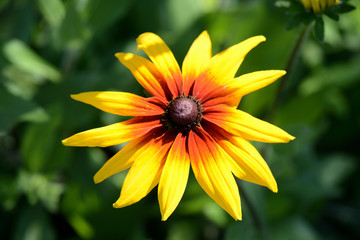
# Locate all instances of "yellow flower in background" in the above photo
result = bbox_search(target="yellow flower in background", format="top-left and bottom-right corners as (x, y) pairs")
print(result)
(301, 0), (339, 13)
(62, 31), (295, 221)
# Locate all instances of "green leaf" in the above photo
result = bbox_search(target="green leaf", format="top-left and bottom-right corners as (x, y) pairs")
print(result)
(324, 89), (349, 118)
(17, 170), (64, 212)
(167, 0), (211, 36)
(21, 104), (63, 172)
(203, 201), (229, 226)
(325, 11), (339, 21)
(68, 214), (94, 239)
(275, 1), (291, 8)
(271, 217), (320, 240)
(0, 174), (19, 211)
(314, 17), (324, 42)
(320, 154), (356, 190)
(0, 0), (9, 12)
(274, 93), (325, 126)
(81, 0), (133, 34)
(299, 55), (360, 95)
(35, 0), (65, 27)
(225, 220), (258, 240)
(56, 3), (90, 48)
(0, 89), (48, 134)
(336, 3), (356, 13)
(3, 65), (44, 100)
(13, 205), (56, 240)
(2, 40), (61, 83)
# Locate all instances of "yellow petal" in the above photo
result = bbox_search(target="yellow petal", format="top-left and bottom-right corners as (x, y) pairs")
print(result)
(301, 0), (311, 9)
(188, 130), (242, 220)
(220, 70), (285, 107)
(220, 137), (278, 192)
(230, 70), (286, 96)
(137, 32), (182, 97)
(202, 122), (278, 192)
(207, 35), (265, 84)
(193, 36), (266, 100)
(319, 0), (326, 9)
(204, 108), (295, 143)
(182, 31), (212, 95)
(158, 133), (190, 221)
(311, 0), (321, 12)
(94, 131), (159, 184)
(113, 133), (174, 208)
(200, 70), (285, 108)
(115, 53), (167, 100)
(62, 118), (161, 147)
(71, 91), (164, 116)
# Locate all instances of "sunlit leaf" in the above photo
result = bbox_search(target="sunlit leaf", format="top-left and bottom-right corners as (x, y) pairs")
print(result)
(36, 0), (65, 27)
(3, 65), (44, 99)
(68, 213), (94, 239)
(17, 170), (64, 212)
(2, 40), (61, 82)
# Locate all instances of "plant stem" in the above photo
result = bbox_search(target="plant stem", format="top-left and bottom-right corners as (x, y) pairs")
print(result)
(267, 24), (311, 121)
(237, 180), (270, 240)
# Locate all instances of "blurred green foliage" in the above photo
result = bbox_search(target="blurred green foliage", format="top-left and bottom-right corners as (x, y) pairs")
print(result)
(1, 0), (360, 239)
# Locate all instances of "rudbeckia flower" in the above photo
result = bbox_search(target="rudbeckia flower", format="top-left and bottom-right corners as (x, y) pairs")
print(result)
(62, 31), (295, 221)
(301, 0), (339, 13)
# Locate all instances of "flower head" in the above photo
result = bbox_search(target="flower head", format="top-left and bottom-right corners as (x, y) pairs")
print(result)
(62, 31), (295, 221)
(301, 0), (339, 13)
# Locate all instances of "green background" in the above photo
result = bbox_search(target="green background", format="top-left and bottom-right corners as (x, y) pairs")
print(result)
(1, 0), (359, 239)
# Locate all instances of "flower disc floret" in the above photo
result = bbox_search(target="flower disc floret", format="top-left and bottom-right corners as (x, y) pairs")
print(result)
(165, 95), (202, 133)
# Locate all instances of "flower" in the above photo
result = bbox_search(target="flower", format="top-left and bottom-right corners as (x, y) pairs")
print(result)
(301, 0), (339, 13)
(62, 31), (295, 221)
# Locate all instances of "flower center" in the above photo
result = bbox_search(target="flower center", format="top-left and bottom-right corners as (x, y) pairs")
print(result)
(165, 95), (202, 132)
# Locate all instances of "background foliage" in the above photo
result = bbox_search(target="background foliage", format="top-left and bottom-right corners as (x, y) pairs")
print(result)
(1, 0), (359, 239)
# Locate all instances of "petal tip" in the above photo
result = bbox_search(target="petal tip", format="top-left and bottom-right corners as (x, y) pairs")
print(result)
(273, 70), (286, 78)
(234, 212), (242, 221)
(161, 214), (169, 221)
(61, 138), (71, 146)
(112, 202), (121, 208)
(113, 196), (133, 208)
(258, 35), (266, 42)
(200, 30), (210, 37)
(113, 200), (125, 208)
(286, 135), (296, 142)
(136, 32), (156, 50)
(248, 35), (266, 44)
(115, 52), (132, 62)
(93, 174), (102, 184)
(270, 183), (278, 193)
(281, 132), (296, 143)
(70, 94), (78, 99)
(160, 207), (174, 221)
(70, 94), (81, 101)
